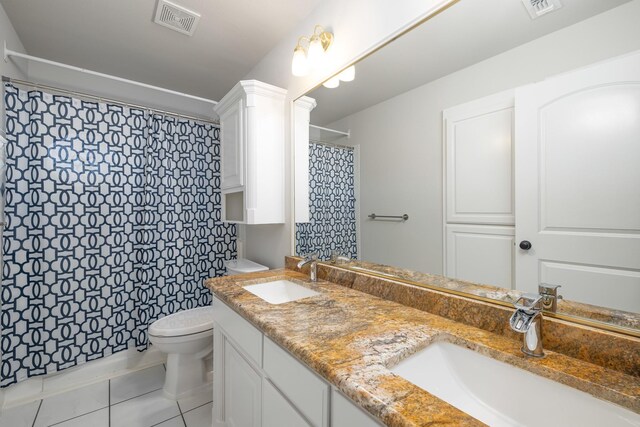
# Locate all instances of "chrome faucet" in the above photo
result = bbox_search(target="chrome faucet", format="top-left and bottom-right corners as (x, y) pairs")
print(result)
(509, 293), (545, 357)
(539, 284), (562, 313)
(330, 250), (351, 265)
(297, 253), (319, 282)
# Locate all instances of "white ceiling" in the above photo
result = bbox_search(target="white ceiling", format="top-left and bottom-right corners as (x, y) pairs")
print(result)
(308, 0), (631, 126)
(0, 0), (321, 100)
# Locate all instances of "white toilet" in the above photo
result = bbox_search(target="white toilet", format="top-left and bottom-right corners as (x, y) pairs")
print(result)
(149, 306), (216, 400)
(225, 258), (269, 275)
(149, 259), (268, 400)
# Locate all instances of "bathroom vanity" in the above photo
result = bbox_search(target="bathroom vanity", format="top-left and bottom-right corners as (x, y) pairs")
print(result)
(210, 291), (382, 427)
(205, 264), (640, 426)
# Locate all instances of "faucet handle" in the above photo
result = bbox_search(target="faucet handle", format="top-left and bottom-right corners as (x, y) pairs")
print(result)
(330, 250), (351, 264)
(513, 293), (543, 313)
(301, 252), (319, 261)
(538, 283), (563, 312)
(510, 293), (543, 334)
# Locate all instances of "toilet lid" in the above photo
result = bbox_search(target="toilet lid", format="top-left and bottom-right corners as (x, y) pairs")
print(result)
(149, 306), (215, 337)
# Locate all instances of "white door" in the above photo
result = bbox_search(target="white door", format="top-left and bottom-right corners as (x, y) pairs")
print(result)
(515, 51), (640, 313)
(443, 91), (515, 287)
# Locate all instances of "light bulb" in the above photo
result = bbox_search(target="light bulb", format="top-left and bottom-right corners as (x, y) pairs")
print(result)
(323, 76), (340, 89)
(291, 46), (309, 77)
(338, 65), (355, 82)
(307, 35), (324, 69)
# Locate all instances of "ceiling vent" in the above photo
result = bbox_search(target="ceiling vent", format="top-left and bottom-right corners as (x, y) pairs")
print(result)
(154, 0), (201, 36)
(521, 0), (563, 19)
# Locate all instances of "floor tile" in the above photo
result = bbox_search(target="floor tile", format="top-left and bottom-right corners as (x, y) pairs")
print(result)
(0, 400), (41, 427)
(183, 402), (213, 427)
(153, 415), (186, 426)
(177, 384), (213, 412)
(110, 364), (166, 404)
(34, 381), (109, 427)
(111, 389), (180, 427)
(51, 408), (109, 427)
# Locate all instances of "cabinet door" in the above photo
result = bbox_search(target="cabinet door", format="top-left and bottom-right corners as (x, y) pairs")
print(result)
(263, 338), (329, 427)
(220, 99), (244, 190)
(214, 329), (261, 427)
(331, 388), (382, 427)
(263, 380), (311, 427)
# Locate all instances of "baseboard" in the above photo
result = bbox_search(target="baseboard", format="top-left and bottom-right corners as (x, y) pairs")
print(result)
(0, 346), (167, 409)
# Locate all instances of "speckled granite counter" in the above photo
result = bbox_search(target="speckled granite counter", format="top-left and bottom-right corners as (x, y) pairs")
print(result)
(205, 269), (640, 426)
(341, 259), (640, 330)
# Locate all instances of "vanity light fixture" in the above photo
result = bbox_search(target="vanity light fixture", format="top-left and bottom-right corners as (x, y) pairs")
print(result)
(323, 76), (340, 89)
(291, 25), (334, 77)
(337, 65), (355, 82)
(322, 65), (356, 89)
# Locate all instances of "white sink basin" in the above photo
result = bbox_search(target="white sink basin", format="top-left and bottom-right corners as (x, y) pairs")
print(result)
(391, 341), (640, 427)
(243, 280), (320, 305)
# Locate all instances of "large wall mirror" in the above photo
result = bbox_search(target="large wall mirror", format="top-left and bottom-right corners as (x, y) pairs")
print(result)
(293, 0), (640, 335)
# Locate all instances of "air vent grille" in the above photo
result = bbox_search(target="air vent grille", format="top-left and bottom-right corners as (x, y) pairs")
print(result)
(522, 0), (563, 19)
(154, 0), (201, 36)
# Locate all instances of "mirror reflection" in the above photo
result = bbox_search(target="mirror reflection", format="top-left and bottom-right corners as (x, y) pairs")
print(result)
(294, 0), (640, 331)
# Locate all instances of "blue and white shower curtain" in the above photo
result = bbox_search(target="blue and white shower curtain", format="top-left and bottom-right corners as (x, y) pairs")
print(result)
(296, 142), (357, 260)
(0, 84), (236, 387)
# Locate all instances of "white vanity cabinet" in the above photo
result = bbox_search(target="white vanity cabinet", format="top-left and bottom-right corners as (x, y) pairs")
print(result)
(332, 388), (383, 427)
(214, 80), (287, 224)
(212, 296), (382, 427)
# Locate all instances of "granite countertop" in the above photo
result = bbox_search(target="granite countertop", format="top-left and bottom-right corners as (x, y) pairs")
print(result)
(344, 260), (640, 330)
(205, 269), (640, 426)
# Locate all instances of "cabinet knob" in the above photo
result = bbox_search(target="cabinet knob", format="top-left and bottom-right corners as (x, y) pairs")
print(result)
(519, 240), (532, 250)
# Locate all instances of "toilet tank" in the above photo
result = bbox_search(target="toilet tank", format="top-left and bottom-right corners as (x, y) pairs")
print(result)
(224, 258), (269, 276)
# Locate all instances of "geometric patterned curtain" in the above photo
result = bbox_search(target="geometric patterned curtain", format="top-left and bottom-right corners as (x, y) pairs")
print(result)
(133, 114), (236, 349)
(0, 84), (236, 387)
(295, 142), (357, 261)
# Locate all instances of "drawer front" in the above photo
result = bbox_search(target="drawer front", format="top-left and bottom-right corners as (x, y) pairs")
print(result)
(263, 337), (329, 427)
(263, 379), (311, 427)
(212, 296), (263, 367)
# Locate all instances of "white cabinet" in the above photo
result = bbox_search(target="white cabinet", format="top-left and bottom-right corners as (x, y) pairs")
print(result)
(332, 388), (383, 427)
(212, 296), (379, 427)
(263, 337), (329, 427)
(219, 99), (244, 190)
(220, 335), (262, 427)
(263, 380), (311, 427)
(214, 80), (287, 224)
(293, 96), (317, 223)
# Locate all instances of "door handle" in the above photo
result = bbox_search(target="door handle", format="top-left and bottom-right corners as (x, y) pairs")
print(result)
(519, 240), (532, 250)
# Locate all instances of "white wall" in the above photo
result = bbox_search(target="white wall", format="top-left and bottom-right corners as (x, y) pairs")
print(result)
(0, 2), (28, 131)
(241, 0), (457, 268)
(328, 0), (640, 274)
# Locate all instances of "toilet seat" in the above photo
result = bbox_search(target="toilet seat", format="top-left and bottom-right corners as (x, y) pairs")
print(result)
(149, 306), (215, 338)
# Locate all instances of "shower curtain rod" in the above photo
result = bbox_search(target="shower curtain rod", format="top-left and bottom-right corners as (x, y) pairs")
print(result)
(309, 124), (350, 138)
(310, 139), (355, 150)
(3, 76), (219, 126)
(3, 42), (218, 106)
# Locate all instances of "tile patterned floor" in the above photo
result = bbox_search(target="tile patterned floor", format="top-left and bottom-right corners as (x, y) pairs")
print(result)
(0, 365), (212, 427)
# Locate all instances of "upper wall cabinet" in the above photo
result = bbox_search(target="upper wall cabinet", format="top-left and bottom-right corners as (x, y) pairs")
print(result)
(214, 80), (287, 224)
